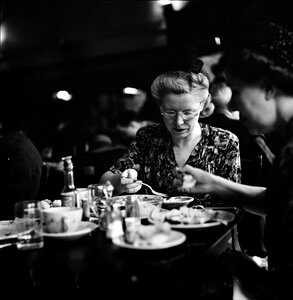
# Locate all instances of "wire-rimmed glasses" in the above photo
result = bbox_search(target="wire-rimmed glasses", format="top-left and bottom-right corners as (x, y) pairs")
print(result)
(161, 109), (199, 121)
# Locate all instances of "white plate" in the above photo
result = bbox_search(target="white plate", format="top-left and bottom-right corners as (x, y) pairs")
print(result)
(148, 217), (221, 230)
(148, 208), (235, 230)
(0, 220), (19, 240)
(41, 221), (98, 241)
(112, 230), (186, 250)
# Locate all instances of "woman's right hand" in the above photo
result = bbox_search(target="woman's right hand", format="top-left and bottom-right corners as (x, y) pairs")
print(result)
(117, 169), (142, 195)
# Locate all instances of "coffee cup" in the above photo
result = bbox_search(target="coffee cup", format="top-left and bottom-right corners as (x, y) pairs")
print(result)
(42, 207), (82, 233)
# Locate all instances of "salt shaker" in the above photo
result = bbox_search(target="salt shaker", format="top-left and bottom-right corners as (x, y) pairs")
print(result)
(106, 205), (124, 239)
(124, 195), (141, 244)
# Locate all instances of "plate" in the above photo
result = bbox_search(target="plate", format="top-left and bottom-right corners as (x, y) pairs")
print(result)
(148, 208), (235, 230)
(41, 221), (98, 241)
(0, 220), (19, 240)
(148, 217), (221, 230)
(112, 230), (186, 250)
(162, 196), (194, 209)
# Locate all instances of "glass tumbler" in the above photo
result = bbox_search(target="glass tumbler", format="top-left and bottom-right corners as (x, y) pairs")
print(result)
(14, 200), (44, 250)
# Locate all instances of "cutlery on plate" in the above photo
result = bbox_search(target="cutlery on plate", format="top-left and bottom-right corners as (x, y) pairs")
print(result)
(136, 181), (168, 198)
(0, 242), (16, 249)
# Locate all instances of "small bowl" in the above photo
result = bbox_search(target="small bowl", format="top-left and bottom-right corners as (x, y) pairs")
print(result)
(137, 196), (163, 219)
(162, 196), (194, 209)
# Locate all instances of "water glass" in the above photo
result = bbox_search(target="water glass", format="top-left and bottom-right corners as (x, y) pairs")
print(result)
(88, 184), (105, 216)
(14, 200), (44, 250)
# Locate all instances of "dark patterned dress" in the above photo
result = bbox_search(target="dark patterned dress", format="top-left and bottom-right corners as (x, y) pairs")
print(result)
(109, 123), (241, 206)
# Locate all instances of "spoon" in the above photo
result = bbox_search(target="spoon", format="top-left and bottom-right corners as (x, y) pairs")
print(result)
(139, 182), (168, 198)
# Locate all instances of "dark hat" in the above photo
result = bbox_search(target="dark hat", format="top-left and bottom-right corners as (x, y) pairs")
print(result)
(255, 22), (293, 72)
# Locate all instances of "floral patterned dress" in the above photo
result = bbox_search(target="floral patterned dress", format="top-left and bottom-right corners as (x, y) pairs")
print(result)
(109, 123), (241, 206)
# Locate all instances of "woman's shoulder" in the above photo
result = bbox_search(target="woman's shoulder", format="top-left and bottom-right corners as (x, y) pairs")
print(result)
(200, 122), (239, 141)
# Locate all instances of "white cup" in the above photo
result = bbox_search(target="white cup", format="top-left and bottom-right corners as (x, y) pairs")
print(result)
(14, 200), (44, 250)
(42, 207), (82, 233)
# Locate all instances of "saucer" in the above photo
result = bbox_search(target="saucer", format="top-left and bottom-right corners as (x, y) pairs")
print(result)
(0, 220), (18, 241)
(41, 221), (98, 241)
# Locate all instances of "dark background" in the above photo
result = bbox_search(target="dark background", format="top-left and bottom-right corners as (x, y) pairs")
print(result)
(0, 0), (292, 156)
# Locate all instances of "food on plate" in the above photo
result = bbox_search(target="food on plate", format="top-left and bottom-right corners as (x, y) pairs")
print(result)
(52, 199), (62, 207)
(125, 222), (171, 246)
(40, 199), (62, 209)
(162, 196), (194, 209)
(173, 167), (196, 190)
(121, 168), (138, 179)
(150, 206), (217, 225)
(164, 196), (193, 203)
(182, 174), (196, 189)
(41, 199), (52, 210)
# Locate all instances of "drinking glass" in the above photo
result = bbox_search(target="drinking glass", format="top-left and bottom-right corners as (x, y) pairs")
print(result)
(14, 200), (44, 250)
(88, 184), (106, 217)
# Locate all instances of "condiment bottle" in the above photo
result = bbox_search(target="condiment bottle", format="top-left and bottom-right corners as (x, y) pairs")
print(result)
(61, 156), (77, 207)
(124, 195), (141, 243)
(99, 181), (115, 231)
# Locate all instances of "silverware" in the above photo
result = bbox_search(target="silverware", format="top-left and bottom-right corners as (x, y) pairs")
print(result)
(140, 182), (168, 198)
(0, 242), (15, 249)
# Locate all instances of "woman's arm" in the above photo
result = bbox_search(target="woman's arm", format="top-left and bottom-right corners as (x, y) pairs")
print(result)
(180, 164), (267, 216)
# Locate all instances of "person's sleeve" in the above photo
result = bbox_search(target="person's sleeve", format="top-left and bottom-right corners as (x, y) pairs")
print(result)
(217, 131), (241, 183)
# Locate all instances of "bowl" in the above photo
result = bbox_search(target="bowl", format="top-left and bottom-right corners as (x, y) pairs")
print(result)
(162, 196), (194, 209)
(42, 207), (82, 233)
(137, 196), (163, 219)
(110, 195), (163, 219)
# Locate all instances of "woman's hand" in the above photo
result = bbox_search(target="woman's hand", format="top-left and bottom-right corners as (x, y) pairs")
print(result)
(118, 168), (142, 194)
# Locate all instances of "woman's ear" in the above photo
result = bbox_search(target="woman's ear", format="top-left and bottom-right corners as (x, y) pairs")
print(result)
(199, 93), (214, 118)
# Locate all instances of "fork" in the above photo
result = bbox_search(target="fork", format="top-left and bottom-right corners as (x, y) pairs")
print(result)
(139, 182), (168, 198)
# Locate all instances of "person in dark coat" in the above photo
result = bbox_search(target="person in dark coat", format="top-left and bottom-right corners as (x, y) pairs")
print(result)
(0, 118), (43, 220)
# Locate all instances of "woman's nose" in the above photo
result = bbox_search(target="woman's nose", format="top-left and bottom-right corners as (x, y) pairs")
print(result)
(175, 114), (184, 125)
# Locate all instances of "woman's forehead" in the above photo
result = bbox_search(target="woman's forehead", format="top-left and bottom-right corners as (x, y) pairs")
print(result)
(161, 93), (203, 108)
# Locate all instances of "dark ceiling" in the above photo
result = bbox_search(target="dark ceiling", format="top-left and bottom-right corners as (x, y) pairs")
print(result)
(0, 0), (292, 151)
(1, 1), (292, 93)
(0, 1), (169, 94)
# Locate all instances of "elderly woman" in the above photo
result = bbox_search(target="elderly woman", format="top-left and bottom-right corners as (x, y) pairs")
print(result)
(99, 68), (241, 206)
(178, 23), (293, 298)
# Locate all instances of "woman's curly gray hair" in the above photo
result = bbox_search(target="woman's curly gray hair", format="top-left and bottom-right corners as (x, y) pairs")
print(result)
(150, 70), (214, 118)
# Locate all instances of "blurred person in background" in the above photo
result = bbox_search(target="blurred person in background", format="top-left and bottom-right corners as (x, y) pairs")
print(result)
(177, 22), (293, 299)
(111, 110), (153, 147)
(202, 78), (250, 147)
(203, 66), (265, 160)
(100, 63), (241, 207)
(0, 110), (43, 220)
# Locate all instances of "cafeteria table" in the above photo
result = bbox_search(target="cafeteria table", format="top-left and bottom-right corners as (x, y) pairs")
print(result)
(0, 207), (242, 299)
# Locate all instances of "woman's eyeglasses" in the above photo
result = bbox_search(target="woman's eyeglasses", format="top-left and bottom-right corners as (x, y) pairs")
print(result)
(161, 110), (199, 121)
